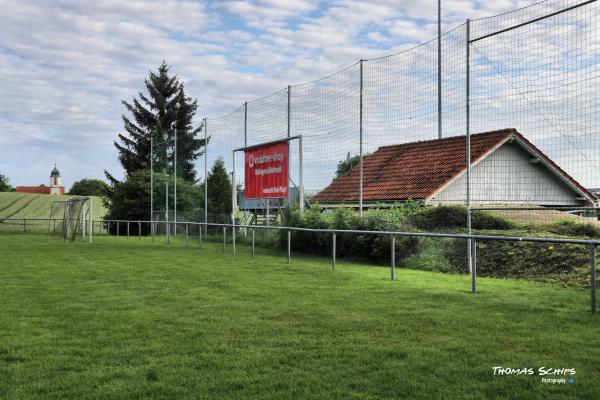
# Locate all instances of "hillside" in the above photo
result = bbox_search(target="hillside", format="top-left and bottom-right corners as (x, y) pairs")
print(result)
(0, 192), (107, 220)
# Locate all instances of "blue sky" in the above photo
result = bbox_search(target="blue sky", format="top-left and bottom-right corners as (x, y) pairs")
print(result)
(0, 0), (546, 188)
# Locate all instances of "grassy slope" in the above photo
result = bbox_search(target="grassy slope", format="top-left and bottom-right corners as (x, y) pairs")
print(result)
(0, 192), (106, 220)
(0, 235), (598, 399)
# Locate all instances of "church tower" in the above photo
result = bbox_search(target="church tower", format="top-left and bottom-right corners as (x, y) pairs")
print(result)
(50, 165), (64, 195)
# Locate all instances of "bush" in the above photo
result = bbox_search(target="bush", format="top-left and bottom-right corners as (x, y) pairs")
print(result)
(410, 206), (513, 231)
(103, 170), (203, 234)
(444, 238), (590, 285)
(280, 205), (420, 266)
(547, 220), (600, 239)
(68, 179), (110, 197)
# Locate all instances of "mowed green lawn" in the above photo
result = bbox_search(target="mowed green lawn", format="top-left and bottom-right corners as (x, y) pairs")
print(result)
(0, 192), (106, 220)
(1, 234), (598, 399)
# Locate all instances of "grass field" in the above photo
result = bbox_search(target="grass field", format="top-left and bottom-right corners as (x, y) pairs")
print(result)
(0, 192), (107, 221)
(1, 234), (598, 399)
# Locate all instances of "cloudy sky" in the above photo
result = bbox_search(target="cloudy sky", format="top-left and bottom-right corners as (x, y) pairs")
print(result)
(0, 0), (545, 188)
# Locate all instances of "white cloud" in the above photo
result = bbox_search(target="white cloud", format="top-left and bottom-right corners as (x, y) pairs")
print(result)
(2, 0), (595, 191)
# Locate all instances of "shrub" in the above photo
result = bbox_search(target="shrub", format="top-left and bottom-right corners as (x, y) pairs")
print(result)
(547, 220), (600, 239)
(68, 179), (110, 197)
(280, 205), (420, 265)
(410, 206), (513, 231)
(444, 238), (590, 285)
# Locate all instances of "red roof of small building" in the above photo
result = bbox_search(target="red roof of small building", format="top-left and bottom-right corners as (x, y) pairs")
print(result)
(313, 128), (596, 204)
(16, 186), (51, 195)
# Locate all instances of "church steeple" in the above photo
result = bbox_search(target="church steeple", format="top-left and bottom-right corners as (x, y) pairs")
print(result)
(50, 163), (60, 178)
(50, 164), (62, 195)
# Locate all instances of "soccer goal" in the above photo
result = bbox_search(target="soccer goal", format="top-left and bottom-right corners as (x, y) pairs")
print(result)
(50, 197), (93, 242)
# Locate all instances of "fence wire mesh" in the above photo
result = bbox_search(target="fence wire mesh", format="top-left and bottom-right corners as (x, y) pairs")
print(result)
(198, 0), (598, 245)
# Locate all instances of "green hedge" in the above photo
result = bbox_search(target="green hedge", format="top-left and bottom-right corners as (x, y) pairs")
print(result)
(444, 238), (591, 286)
(275, 204), (592, 286)
(280, 205), (420, 265)
(409, 205), (513, 231)
(547, 220), (600, 239)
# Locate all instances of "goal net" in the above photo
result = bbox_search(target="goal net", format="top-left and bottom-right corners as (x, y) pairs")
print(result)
(48, 200), (66, 234)
(52, 197), (91, 241)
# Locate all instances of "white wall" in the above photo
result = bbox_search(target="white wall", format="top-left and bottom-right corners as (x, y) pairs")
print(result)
(430, 142), (585, 206)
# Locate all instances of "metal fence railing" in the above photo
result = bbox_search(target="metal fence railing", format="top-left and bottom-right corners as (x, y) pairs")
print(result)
(1, 217), (597, 314)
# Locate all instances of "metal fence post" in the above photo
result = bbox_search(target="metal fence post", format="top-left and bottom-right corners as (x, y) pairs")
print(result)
(198, 224), (202, 245)
(138, 222), (141, 240)
(287, 230), (291, 264)
(232, 226), (236, 255)
(127, 221), (130, 238)
(23, 219), (26, 233)
(391, 235), (396, 281)
(108, 221), (111, 236)
(117, 221), (120, 237)
(185, 223), (189, 248)
(332, 233), (336, 270)
(472, 239), (477, 293)
(592, 243), (597, 314)
(223, 226), (226, 252)
(252, 228), (255, 257)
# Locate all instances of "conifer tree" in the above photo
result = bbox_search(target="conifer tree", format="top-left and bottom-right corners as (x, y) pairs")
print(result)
(107, 61), (204, 183)
(206, 158), (232, 218)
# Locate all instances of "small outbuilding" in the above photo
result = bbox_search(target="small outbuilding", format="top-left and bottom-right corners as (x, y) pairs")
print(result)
(313, 129), (598, 207)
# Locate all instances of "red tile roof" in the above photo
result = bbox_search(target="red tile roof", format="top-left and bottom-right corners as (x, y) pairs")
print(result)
(16, 186), (52, 195)
(312, 128), (596, 204)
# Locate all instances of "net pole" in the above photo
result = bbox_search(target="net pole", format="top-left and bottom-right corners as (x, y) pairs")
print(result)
(244, 102), (248, 146)
(204, 118), (208, 236)
(359, 59), (364, 217)
(150, 136), (154, 237)
(174, 129), (177, 236)
(287, 85), (291, 209)
(438, 0), (442, 139)
(466, 18), (474, 283)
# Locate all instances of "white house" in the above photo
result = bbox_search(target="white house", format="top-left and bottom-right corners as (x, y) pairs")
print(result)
(313, 128), (598, 207)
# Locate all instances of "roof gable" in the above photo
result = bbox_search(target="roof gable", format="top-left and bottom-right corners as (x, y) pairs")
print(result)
(312, 129), (596, 204)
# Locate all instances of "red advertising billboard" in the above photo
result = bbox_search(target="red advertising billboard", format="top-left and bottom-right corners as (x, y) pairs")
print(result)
(245, 141), (289, 198)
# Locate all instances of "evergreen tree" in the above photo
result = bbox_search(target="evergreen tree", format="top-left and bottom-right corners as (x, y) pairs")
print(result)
(206, 158), (232, 218)
(174, 86), (203, 181)
(335, 153), (364, 179)
(107, 61), (205, 183)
